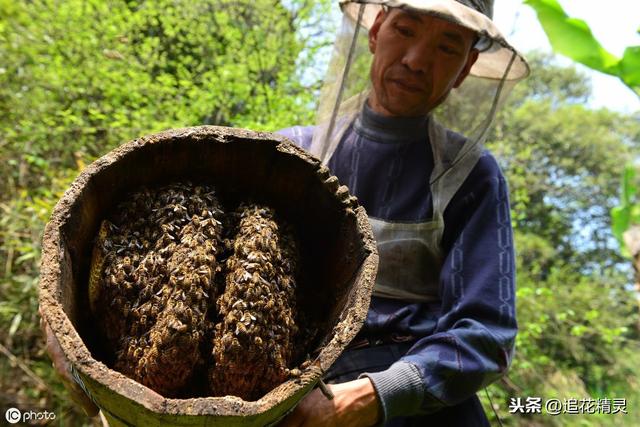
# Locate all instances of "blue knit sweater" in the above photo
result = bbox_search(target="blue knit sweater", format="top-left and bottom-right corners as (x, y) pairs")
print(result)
(278, 105), (516, 422)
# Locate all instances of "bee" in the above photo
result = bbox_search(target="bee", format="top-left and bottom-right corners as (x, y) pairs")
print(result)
(182, 276), (192, 288)
(173, 204), (187, 213)
(197, 265), (211, 276)
(241, 312), (255, 326)
(234, 321), (247, 336)
(133, 347), (144, 360)
(115, 270), (126, 283)
(226, 310), (240, 324)
(265, 298), (275, 311)
(232, 299), (246, 310)
(167, 317), (187, 333)
(288, 368), (301, 378)
(220, 333), (234, 348)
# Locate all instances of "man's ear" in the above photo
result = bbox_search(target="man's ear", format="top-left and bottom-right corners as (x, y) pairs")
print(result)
(368, 10), (387, 54)
(453, 48), (479, 88)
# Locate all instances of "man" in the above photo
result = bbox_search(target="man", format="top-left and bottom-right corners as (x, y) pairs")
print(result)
(278, 1), (528, 425)
(42, 1), (527, 425)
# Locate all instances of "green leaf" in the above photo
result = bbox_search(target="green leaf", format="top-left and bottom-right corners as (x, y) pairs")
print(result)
(620, 46), (640, 88)
(611, 205), (630, 252)
(15, 251), (37, 265)
(525, 0), (640, 98)
(610, 164), (639, 257)
(9, 312), (22, 338)
(525, 0), (621, 74)
(621, 164), (637, 205)
(570, 324), (587, 337)
(585, 309), (599, 322)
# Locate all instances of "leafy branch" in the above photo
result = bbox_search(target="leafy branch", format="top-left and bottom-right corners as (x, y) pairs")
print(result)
(525, 0), (640, 98)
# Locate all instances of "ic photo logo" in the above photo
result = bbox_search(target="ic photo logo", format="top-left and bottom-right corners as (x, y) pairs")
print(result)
(5, 407), (56, 424)
(5, 407), (21, 424)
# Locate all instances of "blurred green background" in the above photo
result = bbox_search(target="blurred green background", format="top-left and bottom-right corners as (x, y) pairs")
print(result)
(1, 0), (638, 425)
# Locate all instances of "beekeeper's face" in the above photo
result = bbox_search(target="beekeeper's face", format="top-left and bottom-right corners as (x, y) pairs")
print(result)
(368, 8), (479, 117)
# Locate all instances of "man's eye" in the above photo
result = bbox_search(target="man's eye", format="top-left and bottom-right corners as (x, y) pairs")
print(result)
(394, 24), (414, 37)
(439, 45), (460, 55)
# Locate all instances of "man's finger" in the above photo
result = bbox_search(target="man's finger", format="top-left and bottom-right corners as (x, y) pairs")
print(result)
(278, 401), (307, 427)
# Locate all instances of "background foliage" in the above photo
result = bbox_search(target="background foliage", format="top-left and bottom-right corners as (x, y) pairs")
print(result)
(1, 1), (639, 426)
(480, 53), (640, 426)
(525, 0), (640, 264)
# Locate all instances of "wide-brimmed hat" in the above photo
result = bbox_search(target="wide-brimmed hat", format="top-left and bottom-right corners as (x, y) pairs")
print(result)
(339, 0), (529, 80)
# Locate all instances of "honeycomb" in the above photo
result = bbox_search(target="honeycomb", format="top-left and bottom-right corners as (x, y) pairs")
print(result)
(89, 183), (304, 398)
(210, 204), (299, 400)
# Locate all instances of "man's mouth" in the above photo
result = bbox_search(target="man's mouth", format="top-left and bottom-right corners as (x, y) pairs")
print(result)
(389, 78), (424, 92)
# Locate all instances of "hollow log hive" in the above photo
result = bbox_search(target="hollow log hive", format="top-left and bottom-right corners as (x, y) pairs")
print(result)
(89, 182), (302, 399)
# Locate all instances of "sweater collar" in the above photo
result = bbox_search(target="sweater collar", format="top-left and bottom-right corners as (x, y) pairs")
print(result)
(353, 102), (429, 143)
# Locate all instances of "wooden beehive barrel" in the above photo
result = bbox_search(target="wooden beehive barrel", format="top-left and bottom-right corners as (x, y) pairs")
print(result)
(38, 126), (378, 426)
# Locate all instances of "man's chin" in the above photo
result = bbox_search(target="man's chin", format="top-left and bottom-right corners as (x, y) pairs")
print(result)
(385, 103), (429, 117)
(368, 94), (430, 117)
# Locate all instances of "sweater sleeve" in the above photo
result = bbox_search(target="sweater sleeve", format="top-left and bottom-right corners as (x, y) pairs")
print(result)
(276, 125), (314, 151)
(361, 170), (517, 422)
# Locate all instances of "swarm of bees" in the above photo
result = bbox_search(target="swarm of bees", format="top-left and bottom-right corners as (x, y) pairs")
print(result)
(210, 204), (299, 400)
(89, 182), (306, 399)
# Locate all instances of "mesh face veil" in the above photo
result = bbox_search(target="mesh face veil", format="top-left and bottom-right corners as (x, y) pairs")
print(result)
(310, 0), (529, 194)
(308, 0), (528, 302)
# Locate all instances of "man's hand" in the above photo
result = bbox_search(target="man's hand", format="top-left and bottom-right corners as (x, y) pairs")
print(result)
(39, 312), (100, 417)
(279, 377), (381, 427)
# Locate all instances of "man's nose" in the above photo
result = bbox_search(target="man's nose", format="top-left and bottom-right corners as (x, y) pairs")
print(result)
(401, 44), (433, 74)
